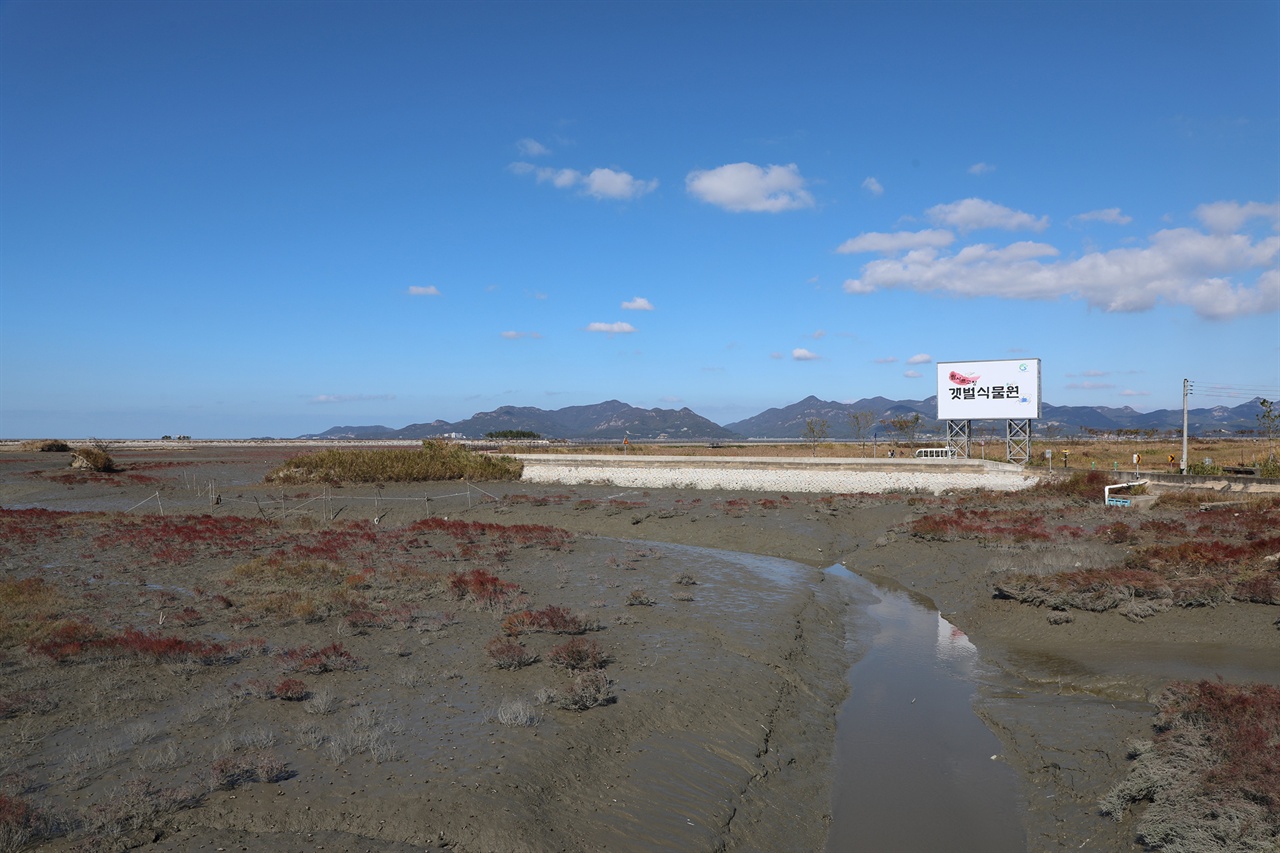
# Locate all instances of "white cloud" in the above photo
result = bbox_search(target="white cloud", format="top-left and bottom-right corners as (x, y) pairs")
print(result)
(862, 177), (884, 196)
(874, 356), (898, 363)
(501, 331), (543, 340)
(792, 348), (820, 361)
(621, 297), (654, 311)
(1066, 381), (1116, 390)
(1194, 200), (1280, 233)
(927, 198), (1049, 232)
(1072, 208), (1133, 226)
(686, 162), (814, 213)
(968, 162), (995, 175)
(836, 229), (955, 255)
(517, 164), (657, 200)
(841, 215), (1280, 320)
(517, 138), (551, 157)
(1119, 389), (1151, 397)
(811, 329), (826, 339)
(1080, 369), (1109, 377)
(586, 321), (636, 334)
(583, 168), (658, 200)
(408, 285), (441, 296)
(310, 394), (395, 404)
(537, 167), (583, 189)
(903, 370), (922, 378)
(770, 352), (784, 359)
(906, 353), (932, 365)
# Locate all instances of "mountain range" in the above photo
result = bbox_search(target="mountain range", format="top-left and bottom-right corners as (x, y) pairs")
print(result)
(300, 396), (1270, 441)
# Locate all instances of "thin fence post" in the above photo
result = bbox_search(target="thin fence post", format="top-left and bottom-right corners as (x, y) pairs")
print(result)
(155, 491), (163, 516)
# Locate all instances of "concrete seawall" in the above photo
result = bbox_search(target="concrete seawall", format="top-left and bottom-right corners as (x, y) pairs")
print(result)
(515, 454), (1039, 494)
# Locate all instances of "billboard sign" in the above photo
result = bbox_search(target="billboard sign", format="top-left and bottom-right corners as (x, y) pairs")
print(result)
(936, 359), (1041, 420)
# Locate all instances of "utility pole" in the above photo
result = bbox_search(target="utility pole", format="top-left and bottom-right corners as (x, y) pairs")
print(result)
(1180, 378), (1193, 475)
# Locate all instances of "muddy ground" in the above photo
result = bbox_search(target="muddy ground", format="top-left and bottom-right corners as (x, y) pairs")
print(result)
(1, 446), (1277, 852)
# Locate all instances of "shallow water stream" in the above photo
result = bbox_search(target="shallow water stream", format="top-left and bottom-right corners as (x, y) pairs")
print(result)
(826, 566), (1025, 853)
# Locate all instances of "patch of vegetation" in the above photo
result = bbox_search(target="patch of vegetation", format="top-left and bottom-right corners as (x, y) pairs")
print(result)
(265, 440), (523, 484)
(547, 636), (606, 671)
(1028, 469), (1118, 500)
(543, 669), (614, 711)
(70, 445), (116, 472)
(910, 508), (1084, 543)
(27, 624), (233, 665)
(18, 439), (70, 452)
(485, 430), (540, 439)
(994, 535), (1280, 618)
(484, 637), (538, 670)
(0, 577), (73, 647)
(500, 605), (588, 636)
(1101, 679), (1280, 852)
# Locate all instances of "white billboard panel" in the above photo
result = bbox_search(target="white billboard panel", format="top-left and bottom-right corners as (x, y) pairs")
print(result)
(936, 359), (1041, 420)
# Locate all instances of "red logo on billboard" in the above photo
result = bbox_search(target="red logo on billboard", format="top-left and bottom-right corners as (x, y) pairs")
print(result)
(948, 370), (980, 386)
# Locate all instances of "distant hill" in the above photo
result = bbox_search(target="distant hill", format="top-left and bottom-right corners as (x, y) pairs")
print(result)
(300, 400), (738, 441)
(300, 396), (1269, 441)
(723, 395), (936, 439)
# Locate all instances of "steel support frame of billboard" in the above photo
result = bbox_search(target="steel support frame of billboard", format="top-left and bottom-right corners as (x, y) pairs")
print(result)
(1007, 419), (1031, 464)
(946, 420), (971, 459)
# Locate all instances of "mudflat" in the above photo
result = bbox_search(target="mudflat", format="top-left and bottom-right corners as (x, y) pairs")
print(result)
(1, 446), (1276, 851)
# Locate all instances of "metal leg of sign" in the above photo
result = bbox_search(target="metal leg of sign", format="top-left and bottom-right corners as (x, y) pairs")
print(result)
(1006, 419), (1031, 464)
(946, 420), (970, 459)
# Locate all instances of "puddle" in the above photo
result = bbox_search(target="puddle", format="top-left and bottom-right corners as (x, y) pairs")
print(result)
(826, 566), (1025, 853)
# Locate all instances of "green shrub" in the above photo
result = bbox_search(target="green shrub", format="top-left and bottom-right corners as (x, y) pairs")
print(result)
(266, 441), (522, 484)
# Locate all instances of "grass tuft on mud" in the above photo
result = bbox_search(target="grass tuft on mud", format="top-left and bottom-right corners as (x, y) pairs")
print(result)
(1101, 679), (1280, 852)
(266, 440), (523, 484)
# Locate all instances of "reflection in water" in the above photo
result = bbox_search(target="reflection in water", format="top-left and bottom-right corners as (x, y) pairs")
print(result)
(826, 566), (1024, 853)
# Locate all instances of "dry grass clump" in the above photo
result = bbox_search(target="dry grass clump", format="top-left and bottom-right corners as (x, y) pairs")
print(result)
(0, 791), (56, 851)
(1028, 470), (1119, 501)
(228, 556), (367, 624)
(495, 697), (540, 727)
(0, 578), (72, 647)
(265, 440), (522, 484)
(18, 439), (70, 452)
(1154, 489), (1237, 509)
(70, 445), (116, 472)
(540, 669), (614, 711)
(1101, 679), (1280, 851)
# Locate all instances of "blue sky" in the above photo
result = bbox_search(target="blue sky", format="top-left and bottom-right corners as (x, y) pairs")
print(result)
(2, 0), (1277, 438)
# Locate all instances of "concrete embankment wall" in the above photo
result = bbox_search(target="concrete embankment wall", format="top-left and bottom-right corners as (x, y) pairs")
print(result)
(515, 454), (1039, 495)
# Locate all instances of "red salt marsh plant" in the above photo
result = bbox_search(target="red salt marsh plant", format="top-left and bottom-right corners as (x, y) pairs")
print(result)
(0, 508), (86, 557)
(27, 624), (232, 665)
(0, 791), (55, 850)
(1101, 679), (1280, 851)
(484, 637), (538, 670)
(547, 636), (606, 671)
(501, 605), (587, 637)
(276, 642), (360, 674)
(995, 536), (1280, 616)
(909, 508), (1070, 543)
